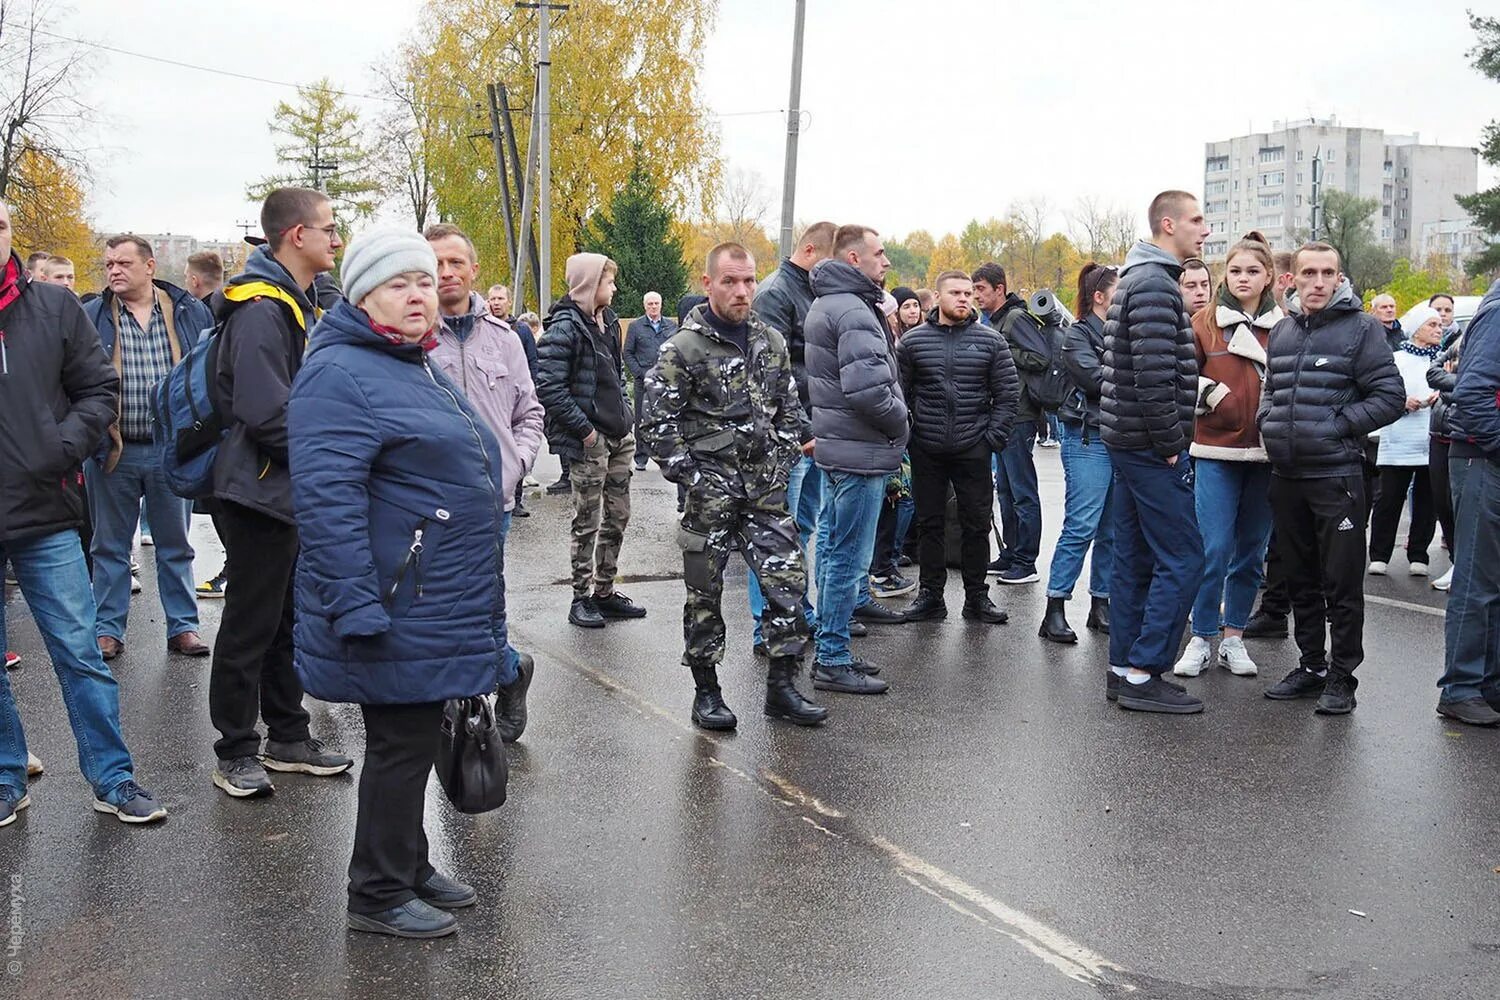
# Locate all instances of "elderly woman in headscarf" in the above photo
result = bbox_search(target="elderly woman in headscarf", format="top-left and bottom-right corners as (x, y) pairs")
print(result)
(288, 229), (511, 940)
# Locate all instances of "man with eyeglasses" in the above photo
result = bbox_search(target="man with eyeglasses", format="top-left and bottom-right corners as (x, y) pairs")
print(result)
(207, 187), (353, 799)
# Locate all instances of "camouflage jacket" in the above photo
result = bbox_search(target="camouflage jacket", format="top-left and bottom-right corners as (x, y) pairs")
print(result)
(641, 305), (810, 499)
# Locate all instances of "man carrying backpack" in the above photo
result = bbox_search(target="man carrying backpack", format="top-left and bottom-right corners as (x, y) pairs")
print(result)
(207, 188), (352, 798)
(973, 262), (1044, 585)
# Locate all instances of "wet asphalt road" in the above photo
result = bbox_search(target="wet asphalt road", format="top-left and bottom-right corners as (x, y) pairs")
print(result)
(1, 446), (1496, 1000)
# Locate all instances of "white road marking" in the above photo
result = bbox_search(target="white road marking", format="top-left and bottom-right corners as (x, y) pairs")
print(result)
(518, 627), (1133, 991)
(1366, 594), (1446, 618)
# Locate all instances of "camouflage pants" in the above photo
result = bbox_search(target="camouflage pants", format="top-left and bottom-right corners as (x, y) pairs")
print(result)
(678, 486), (810, 668)
(570, 432), (635, 598)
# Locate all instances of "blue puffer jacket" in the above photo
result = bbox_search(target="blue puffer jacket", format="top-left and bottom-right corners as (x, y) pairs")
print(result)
(288, 300), (505, 706)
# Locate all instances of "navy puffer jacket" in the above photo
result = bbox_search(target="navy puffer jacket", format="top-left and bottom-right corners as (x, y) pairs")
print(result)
(803, 260), (908, 475)
(288, 300), (504, 705)
(1101, 241), (1198, 456)
(1256, 280), (1405, 478)
(896, 309), (1019, 454)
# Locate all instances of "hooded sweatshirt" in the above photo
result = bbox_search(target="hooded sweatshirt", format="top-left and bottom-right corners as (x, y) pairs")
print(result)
(535, 254), (632, 454)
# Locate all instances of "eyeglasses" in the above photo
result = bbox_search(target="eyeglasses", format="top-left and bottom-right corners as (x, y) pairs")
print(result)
(282, 223), (340, 239)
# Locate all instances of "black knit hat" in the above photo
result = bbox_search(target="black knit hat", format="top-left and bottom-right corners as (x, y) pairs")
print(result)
(891, 286), (918, 308)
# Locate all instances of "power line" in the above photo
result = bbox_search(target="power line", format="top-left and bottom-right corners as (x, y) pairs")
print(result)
(11, 21), (788, 124)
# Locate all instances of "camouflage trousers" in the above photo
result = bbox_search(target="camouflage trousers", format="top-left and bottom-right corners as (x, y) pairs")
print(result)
(570, 432), (635, 598)
(678, 485), (810, 668)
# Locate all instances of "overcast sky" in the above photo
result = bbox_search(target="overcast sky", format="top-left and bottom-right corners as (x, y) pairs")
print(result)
(68, 0), (1498, 246)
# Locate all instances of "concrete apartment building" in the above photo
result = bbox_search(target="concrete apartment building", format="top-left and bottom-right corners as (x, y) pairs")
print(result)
(133, 234), (248, 284)
(1201, 117), (1478, 262)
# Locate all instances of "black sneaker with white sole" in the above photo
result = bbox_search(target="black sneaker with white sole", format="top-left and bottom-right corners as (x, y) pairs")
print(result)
(852, 600), (905, 624)
(1116, 675), (1204, 714)
(262, 738), (354, 776)
(995, 565), (1040, 585)
(1106, 671), (1189, 702)
(213, 756), (275, 798)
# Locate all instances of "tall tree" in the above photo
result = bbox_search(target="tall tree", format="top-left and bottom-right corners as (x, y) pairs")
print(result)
(371, 51), (438, 230)
(1320, 190), (1393, 294)
(7, 144), (100, 290)
(0, 0), (92, 203)
(407, 0), (719, 307)
(1458, 10), (1500, 276)
(884, 235), (929, 289)
(925, 233), (973, 287)
(579, 160), (689, 315)
(959, 217), (1017, 266)
(247, 78), (383, 220)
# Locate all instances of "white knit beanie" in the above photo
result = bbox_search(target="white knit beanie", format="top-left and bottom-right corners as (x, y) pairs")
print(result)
(341, 227), (438, 307)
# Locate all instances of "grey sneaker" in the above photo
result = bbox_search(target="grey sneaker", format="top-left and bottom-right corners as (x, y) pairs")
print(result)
(213, 756), (275, 798)
(93, 780), (167, 824)
(0, 793), (31, 828)
(261, 738), (353, 776)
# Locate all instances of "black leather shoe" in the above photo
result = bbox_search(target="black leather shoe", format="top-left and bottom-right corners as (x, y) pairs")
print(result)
(1265, 666), (1326, 700)
(902, 588), (947, 622)
(846, 656), (880, 676)
(962, 596), (1009, 624)
(495, 652), (533, 743)
(764, 657), (829, 726)
(853, 600), (905, 624)
(417, 870), (478, 909)
(1243, 609), (1289, 639)
(812, 661), (889, 694)
(545, 476), (572, 496)
(347, 899), (458, 938)
(1116, 675), (1205, 714)
(1085, 596), (1110, 633)
(848, 621), (868, 638)
(1314, 676), (1357, 715)
(594, 591), (647, 619)
(569, 597), (605, 629)
(1038, 597), (1076, 642)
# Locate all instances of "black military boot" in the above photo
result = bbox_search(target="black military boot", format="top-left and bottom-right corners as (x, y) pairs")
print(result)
(690, 666), (737, 731)
(764, 657), (829, 726)
(1039, 597), (1078, 644)
(902, 588), (948, 622)
(1086, 596), (1110, 634)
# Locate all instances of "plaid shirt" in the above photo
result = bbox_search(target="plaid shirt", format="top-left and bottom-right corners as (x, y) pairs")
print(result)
(116, 299), (175, 441)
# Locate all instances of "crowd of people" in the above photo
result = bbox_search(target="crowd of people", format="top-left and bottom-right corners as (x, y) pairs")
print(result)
(1, 179), (1498, 942)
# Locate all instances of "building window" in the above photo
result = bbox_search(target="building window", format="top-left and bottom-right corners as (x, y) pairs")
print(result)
(1206, 180), (1228, 196)
(1258, 146), (1285, 164)
(1383, 160), (1393, 175)
(1259, 194), (1283, 208)
(1327, 148), (1337, 161)
(1296, 195), (1304, 207)
(1296, 149), (1305, 162)
(1206, 155), (1229, 173)
(1206, 200), (1229, 214)
(1261, 171), (1285, 186)
(1382, 205), (1391, 217)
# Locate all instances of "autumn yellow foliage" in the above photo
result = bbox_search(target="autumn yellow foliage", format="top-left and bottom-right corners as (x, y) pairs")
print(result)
(7, 145), (101, 292)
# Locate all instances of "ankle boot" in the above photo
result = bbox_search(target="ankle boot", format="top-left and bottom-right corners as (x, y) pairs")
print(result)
(764, 657), (829, 726)
(1038, 596), (1078, 644)
(689, 666), (737, 730)
(1086, 596), (1110, 633)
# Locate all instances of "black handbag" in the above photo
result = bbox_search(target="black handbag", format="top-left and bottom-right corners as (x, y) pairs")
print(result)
(436, 695), (509, 814)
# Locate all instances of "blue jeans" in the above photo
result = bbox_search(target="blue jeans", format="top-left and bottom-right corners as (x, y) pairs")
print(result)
(496, 510), (519, 686)
(994, 420), (1041, 571)
(1438, 457), (1500, 704)
(749, 454), (821, 643)
(1108, 448), (1205, 673)
(86, 442), (198, 641)
(813, 470), (886, 665)
(0, 530), (136, 803)
(1190, 459), (1274, 636)
(1046, 422), (1114, 599)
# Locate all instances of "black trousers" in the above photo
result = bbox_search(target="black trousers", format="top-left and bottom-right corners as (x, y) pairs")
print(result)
(1269, 473), (1367, 684)
(910, 441), (992, 600)
(349, 701), (441, 914)
(208, 501), (311, 759)
(1259, 530), (1292, 617)
(1430, 438), (1456, 557)
(871, 494), (900, 579)
(1369, 466), (1436, 564)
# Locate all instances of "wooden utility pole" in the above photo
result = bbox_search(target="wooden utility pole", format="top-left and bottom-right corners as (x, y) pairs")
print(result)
(486, 83), (518, 275)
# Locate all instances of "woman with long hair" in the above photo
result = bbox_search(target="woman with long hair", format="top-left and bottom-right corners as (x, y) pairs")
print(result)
(1040, 262), (1117, 642)
(1174, 233), (1283, 678)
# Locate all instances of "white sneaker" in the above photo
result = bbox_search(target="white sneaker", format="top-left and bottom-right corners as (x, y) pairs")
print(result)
(130, 575), (142, 594)
(1433, 568), (1453, 592)
(26, 752), (42, 777)
(1173, 636), (1212, 677)
(1409, 562), (1429, 577)
(1367, 561), (1388, 576)
(1217, 636), (1259, 676)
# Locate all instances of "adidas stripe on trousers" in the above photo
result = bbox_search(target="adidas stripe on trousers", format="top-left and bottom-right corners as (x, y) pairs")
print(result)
(1268, 472), (1368, 686)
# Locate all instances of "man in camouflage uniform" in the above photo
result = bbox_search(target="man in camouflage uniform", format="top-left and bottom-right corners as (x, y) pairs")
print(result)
(642, 243), (829, 730)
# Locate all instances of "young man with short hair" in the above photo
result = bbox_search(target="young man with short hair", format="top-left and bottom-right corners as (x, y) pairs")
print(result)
(40, 255), (76, 292)
(643, 242), (827, 730)
(803, 224), (905, 691)
(83, 234), (212, 662)
(185, 250), (224, 301)
(897, 270), (1018, 624)
(1257, 243), (1404, 715)
(973, 261), (1043, 584)
(536, 252), (647, 628)
(0, 202), (166, 827)
(1101, 191), (1211, 714)
(425, 223), (545, 739)
(24, 251), (49, 280)
(1178, 257), (1213, 317)
(208, 187), (353, 797)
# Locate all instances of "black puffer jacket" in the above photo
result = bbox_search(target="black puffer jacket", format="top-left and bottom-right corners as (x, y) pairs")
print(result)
(1427, 340), (1462, 441)
(1100, 241), (1197, 456)
(754, 258), (815, 414)
(1059, 311), (1106, 430)
(896, 308), (1019, 455)
(0, 253), (118, 543)
(535, 295), (628, 461)
(1256, 279), (1405, 478)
